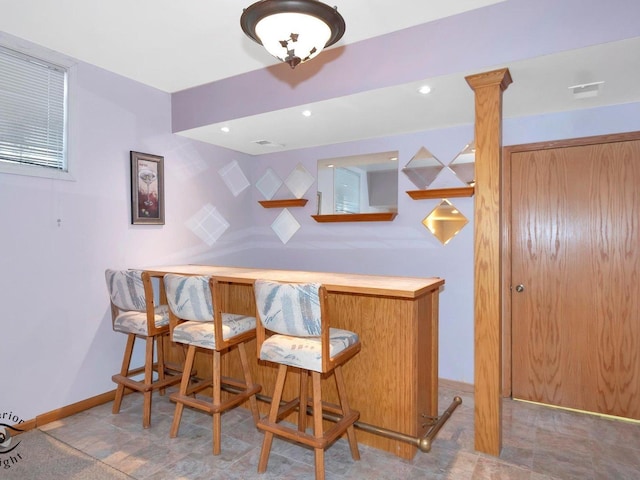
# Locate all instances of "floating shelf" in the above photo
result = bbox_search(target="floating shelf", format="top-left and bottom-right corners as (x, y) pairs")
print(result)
(259, 199), (308, 208)
(406, 186), (475, 200)
(311, 212), (397, 223)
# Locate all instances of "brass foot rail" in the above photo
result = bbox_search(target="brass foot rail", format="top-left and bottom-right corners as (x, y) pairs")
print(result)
(220, 383), (462, 453)
(315, 395), (462, 453)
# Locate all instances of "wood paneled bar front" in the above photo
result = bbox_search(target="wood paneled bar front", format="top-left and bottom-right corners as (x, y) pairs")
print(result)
(143, 265), (444, 459)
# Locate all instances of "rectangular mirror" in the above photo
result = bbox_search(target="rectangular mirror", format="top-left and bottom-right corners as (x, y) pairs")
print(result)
(317, 151), (399, 215)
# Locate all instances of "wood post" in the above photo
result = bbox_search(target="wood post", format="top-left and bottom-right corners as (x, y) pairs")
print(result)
(465, 68), (512, 456)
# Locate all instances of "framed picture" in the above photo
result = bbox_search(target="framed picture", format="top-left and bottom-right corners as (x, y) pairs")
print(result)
(130, 151), (165, 225)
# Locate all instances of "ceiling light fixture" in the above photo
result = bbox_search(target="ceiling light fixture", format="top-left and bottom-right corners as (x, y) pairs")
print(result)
(302, 109), (312, 117)
(240, 0), (346, 69)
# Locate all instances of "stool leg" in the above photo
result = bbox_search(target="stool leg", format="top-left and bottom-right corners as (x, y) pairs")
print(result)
(258, 364), (288, 473)
(170, 345), (196, 438)
(156, 334), (166, 396)
(212, 350), (222, 455)
(142, 336), (154, 429)
(237, 342), (260, 425)
(113, 334), (135, 414)
(298, 370), (308, 432)
(311, 371), (326, 480)
(334, 365), (360, 461)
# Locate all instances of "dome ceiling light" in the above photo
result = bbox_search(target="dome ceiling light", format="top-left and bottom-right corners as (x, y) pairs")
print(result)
(240, 0), (346, 69)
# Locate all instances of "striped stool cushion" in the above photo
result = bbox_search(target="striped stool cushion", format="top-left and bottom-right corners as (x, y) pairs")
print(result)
(260, 328), (359, 372)
(105, 269), (147, 311)
(113, 305), (170, 336)
(254, 281), (322, 336)
(172, 314), (256, 350)
(164, 274), (213, 322)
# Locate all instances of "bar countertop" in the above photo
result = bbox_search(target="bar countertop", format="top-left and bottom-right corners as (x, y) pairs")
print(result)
(142, 264), (444, 299)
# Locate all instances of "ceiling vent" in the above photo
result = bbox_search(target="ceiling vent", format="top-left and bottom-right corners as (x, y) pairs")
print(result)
(569, 81), (604, 99)
(252, 140), (284, 147)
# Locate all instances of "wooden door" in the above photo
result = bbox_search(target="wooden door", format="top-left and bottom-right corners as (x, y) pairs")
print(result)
(509, 135), (640, 419)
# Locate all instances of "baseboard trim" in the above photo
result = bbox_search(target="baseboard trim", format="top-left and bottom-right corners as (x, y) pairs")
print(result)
(12, 418), (37, 433)
(36, 390), (117, 427)
(439, 378), (474, 394)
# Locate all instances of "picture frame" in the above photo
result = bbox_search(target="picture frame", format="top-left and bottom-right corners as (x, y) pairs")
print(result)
(130, 151), (165, 225)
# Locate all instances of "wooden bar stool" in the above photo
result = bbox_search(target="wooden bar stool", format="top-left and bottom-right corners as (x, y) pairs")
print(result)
(253, 280), (361, 480)
(105, 269), (182, 428)
(163, 274), (261, 455)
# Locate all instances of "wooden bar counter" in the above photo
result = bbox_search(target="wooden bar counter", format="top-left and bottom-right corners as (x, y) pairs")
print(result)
(143, 265), (444, 459)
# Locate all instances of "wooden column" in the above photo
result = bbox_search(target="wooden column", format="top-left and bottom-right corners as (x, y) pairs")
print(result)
(465, 68), (512, 456)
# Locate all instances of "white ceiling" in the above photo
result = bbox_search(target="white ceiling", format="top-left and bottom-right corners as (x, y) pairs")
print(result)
(1, 0), (639, 155)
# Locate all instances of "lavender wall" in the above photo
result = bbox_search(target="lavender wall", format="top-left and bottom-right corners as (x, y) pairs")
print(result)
(0, 59), (255, 420)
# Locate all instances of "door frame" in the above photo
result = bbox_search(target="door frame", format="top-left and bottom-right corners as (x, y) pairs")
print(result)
(500, 130), (640, 397)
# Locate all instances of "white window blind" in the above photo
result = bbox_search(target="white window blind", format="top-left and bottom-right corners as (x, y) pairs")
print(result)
(334, 167), (360, 214)
(0, 45), (67, 172)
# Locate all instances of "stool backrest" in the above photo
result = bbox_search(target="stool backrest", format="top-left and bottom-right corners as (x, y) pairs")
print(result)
(164, 274), (252, 350)
(105, 269), (146, 312)
(253, 280), (322, 337)
(164, 274), (214, 322)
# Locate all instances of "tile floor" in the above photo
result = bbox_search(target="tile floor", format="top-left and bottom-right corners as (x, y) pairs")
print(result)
(39, 383), (640, 479)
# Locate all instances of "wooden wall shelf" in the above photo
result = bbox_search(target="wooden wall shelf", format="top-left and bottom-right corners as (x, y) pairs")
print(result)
(406, 186), (475, 200)
(259, 199), (308, 208)
(311, 212), (397, 223)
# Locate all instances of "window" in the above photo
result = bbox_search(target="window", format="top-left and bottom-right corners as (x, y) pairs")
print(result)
(0, 43), (71, 179)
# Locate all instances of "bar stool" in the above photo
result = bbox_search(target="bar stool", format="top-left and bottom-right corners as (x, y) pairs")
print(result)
(253, 280), (361, 480)
(105, 269), (182, 428)
(163, 274), (261, 455)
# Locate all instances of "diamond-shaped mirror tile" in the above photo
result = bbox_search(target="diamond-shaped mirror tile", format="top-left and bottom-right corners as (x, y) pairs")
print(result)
(218, 160), (250, 197)
(402, 146), (445, 189)
(422, 200), (468, 245)
(271, 208), (300, 244)
(284, 163), (315, 199)
(173, 143), (209, 182)
(449, 140), (475, 186)
(256, 168), (283, 200)
(186, 204), (230, 246)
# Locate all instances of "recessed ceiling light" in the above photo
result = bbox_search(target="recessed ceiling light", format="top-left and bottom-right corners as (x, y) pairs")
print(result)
(302, 110), (312, 117)
(418, 85), (432, 95)
(220, 126), (230, 133)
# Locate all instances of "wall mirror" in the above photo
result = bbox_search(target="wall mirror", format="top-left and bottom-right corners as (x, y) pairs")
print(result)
(449, 141), (475, 186)
(315, 151), (399, 221)
(403, 142), (475, 200)
(423, 199), (469, 245)
(402, 146), (445, 190)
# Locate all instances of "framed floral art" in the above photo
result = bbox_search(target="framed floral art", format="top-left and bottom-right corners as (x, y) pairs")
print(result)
(130, 151), (164, 225)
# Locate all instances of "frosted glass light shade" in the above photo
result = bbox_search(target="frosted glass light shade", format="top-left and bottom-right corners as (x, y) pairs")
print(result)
(241, 0), (345, 68)
(256, 13), (331, 65)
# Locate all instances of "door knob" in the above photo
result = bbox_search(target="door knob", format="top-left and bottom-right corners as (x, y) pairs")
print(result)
(515, 284), (525, 293)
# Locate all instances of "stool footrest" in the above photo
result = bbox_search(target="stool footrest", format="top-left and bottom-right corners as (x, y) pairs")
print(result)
(171, 382), (261, 414)
(258, 410), (359, 449)
(112, 372), (181, 392)
(276, 398), (301, 421)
